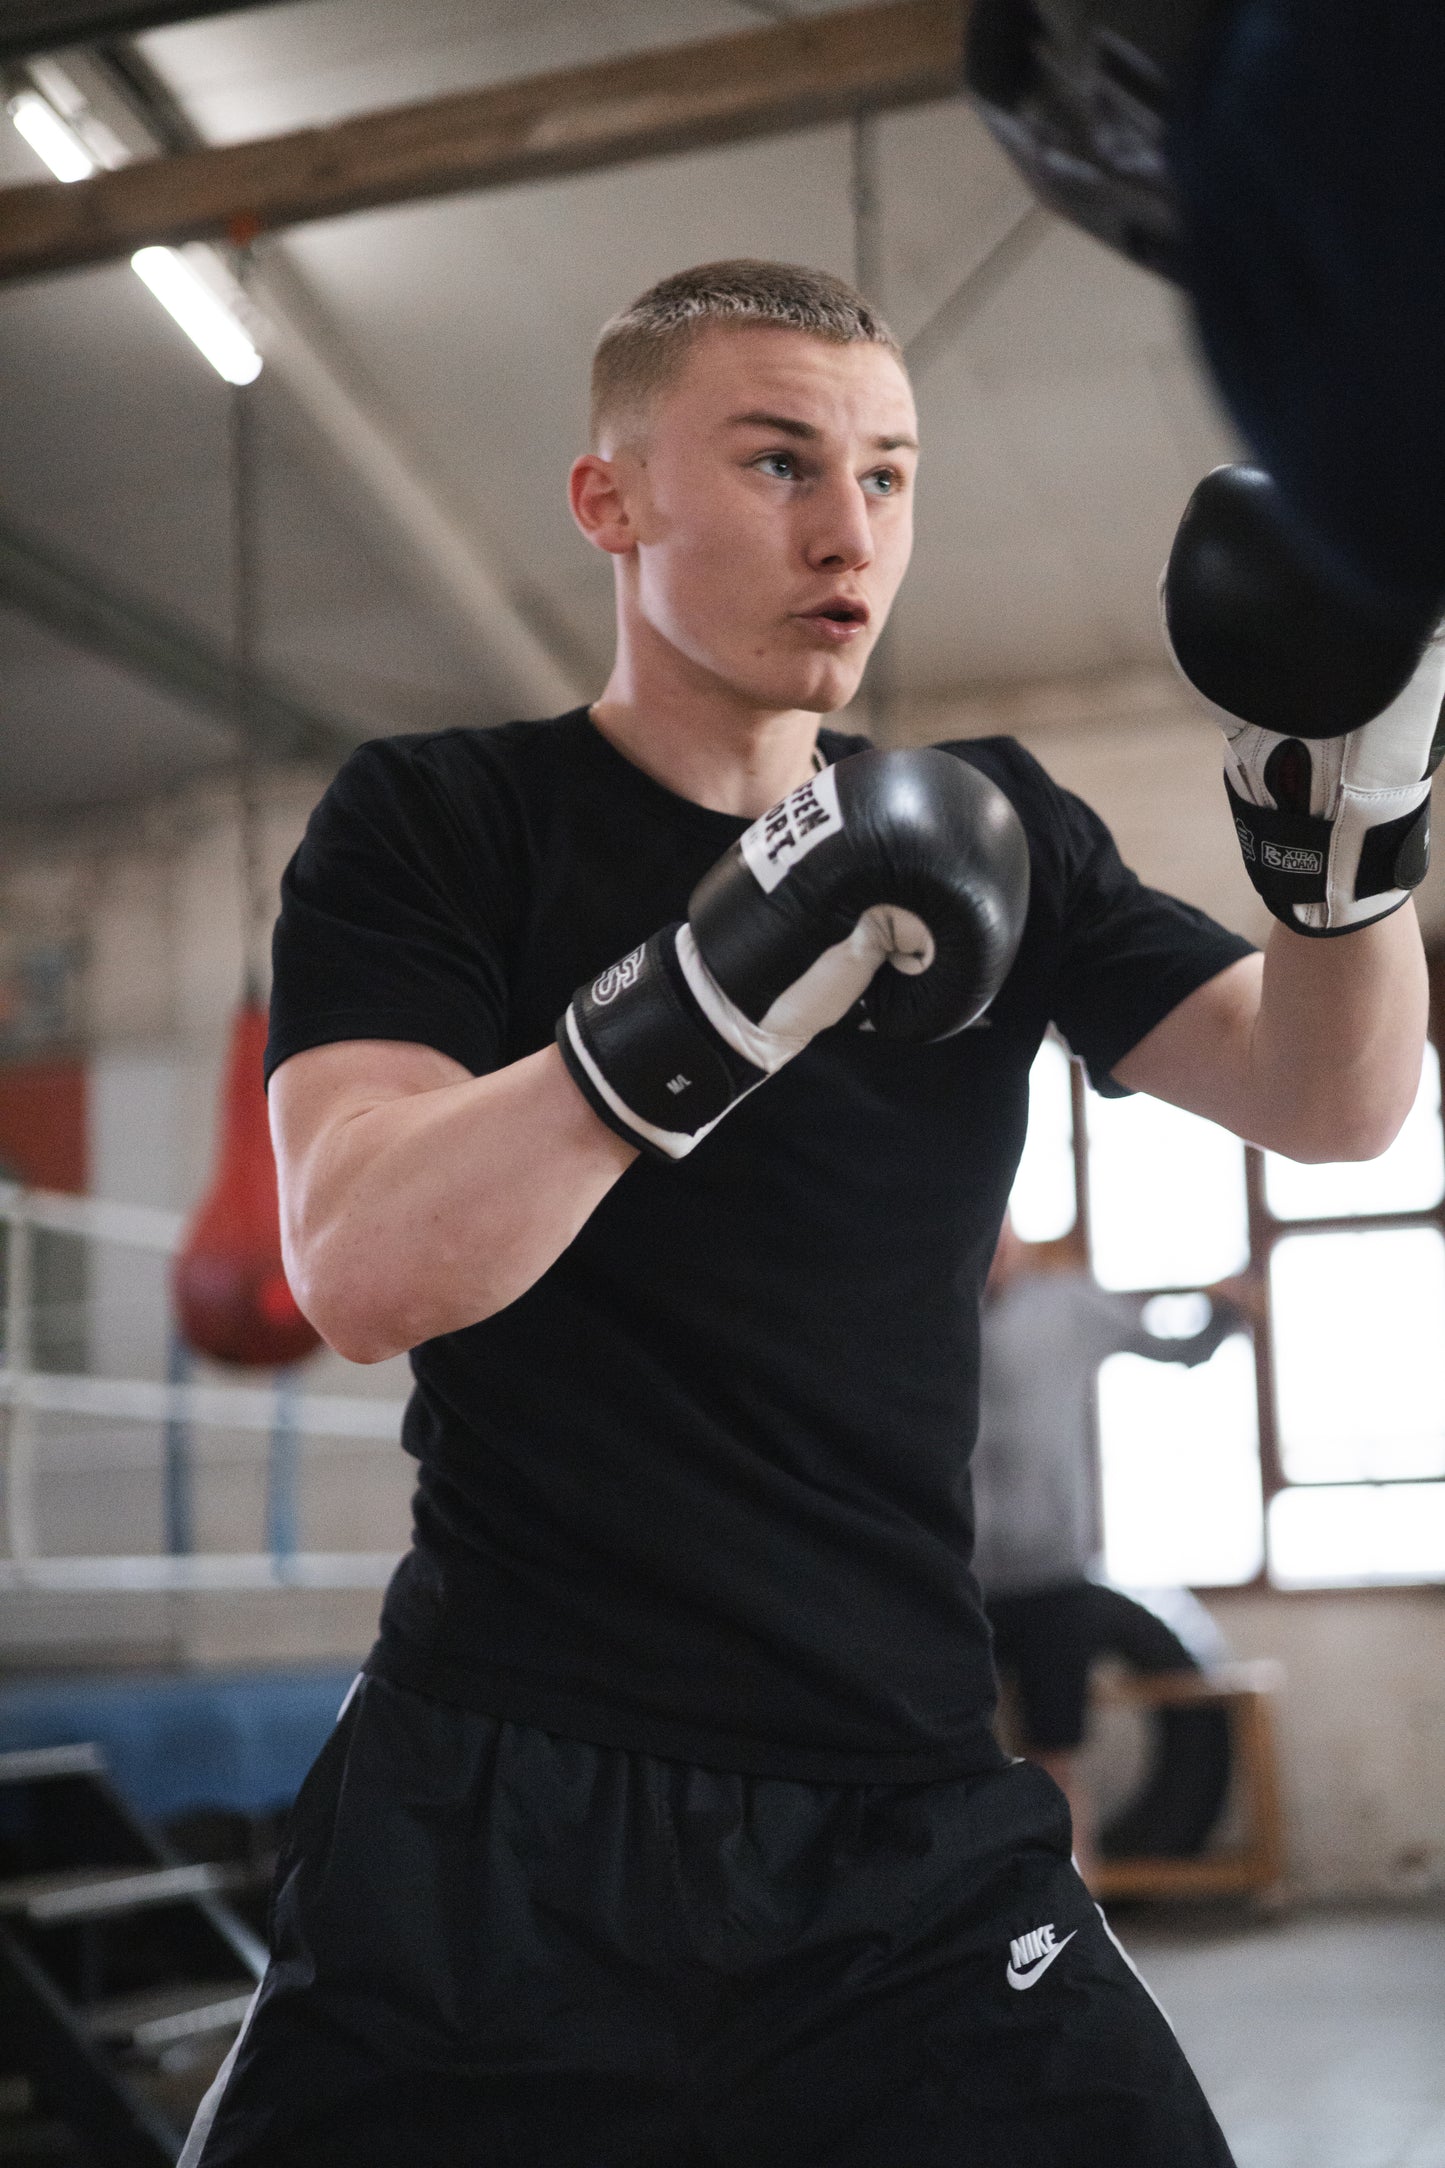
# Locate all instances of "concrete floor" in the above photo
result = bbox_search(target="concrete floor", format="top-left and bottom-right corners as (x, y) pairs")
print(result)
(1117, 1905), (1445, 2168)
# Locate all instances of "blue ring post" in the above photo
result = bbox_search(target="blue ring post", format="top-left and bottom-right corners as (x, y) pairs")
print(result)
(267, 1367), (301, 1573)
(163, 1330), (195, 1555)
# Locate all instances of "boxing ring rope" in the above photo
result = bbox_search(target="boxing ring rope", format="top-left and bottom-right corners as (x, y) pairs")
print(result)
(0, 1181), (405, 1593)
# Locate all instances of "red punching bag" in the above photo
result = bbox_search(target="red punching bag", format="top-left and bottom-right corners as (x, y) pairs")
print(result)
(172, 1001), (320, 1369)
(173, 352), (320, 1371)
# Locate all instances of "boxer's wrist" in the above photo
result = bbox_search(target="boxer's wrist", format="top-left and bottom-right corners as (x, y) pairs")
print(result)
(557, 928), (768, 1162)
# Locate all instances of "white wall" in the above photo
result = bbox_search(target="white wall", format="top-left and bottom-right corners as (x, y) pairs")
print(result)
(1206, 1588), (1445, 1901)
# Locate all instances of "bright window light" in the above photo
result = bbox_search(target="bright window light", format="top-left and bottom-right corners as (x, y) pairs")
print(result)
(1098, 1333), (1263, 1586)
(1271, 1226), (1445, 1482)
(1141, 1290), (1212, 1338)
(8, 90), (98, 181)
(1088, 1089), (1248, 1291)
(130, 247), (262, 386)
(1010, 1036), (1076, 1241)
(1265, 1041), (1444, 1221)
(1270, 1482), (1445, 1587)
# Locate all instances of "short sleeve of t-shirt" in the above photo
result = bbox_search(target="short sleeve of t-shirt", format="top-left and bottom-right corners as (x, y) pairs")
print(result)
(264, 733), (523, 1085)
(943, 739), (1256, 1094)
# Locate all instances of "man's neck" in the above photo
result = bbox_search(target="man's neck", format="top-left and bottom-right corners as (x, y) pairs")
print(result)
(588, 638), (825, 819)
(588, 694), (822, 819)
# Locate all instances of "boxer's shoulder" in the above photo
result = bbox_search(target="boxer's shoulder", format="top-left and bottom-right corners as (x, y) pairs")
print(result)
(926, 735), (1097, 878)
(314, 709), (596, 858)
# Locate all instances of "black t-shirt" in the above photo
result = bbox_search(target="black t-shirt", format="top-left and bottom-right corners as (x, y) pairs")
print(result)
(266, 709), (1252, 1782)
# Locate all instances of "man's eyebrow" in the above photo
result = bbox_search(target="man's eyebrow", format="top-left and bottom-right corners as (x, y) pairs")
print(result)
(725, 410), (919, 453)
(726, 410), (820, 440)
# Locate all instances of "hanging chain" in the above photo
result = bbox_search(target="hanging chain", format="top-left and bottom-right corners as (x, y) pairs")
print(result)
(850, 110), (882, 299)
(850, 112), (895, 743)
(229, 242), (267, 1006)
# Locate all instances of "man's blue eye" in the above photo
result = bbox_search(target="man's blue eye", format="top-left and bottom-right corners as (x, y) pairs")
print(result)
(758, 453), (797, 478)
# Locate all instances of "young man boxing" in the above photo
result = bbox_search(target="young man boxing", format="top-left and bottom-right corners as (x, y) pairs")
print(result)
(182, 259), (1434, 2167)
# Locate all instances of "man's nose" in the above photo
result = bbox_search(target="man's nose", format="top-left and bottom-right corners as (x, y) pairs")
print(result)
(806, 476), (874, 572)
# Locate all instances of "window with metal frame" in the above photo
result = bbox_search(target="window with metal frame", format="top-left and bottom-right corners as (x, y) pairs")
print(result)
(1007, 949), (1445, 1592)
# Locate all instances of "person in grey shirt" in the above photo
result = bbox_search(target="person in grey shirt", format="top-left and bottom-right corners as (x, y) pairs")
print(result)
(974, 1215), (1247, 1877)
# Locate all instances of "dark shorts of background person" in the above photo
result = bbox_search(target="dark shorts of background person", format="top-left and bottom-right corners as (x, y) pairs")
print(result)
(184, 1674), (1235, 2168)
(986, 1580), (1199, 1754)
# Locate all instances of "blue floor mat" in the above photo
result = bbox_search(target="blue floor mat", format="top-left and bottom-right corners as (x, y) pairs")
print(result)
(0, 1665), (359, 1820)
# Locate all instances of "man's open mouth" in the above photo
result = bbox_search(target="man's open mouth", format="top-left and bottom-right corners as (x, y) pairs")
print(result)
(804, 599), (870, 626)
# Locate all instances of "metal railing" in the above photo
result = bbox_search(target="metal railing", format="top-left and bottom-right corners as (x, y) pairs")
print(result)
(0, 1182), (407, 1592)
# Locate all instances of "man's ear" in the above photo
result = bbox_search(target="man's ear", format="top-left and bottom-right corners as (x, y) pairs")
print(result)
(569, 452), (637, 557)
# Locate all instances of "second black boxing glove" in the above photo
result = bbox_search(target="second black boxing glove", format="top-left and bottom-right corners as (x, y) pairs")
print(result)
(1163, 465), (1445, 935)
(557, 747), (1030, 1159)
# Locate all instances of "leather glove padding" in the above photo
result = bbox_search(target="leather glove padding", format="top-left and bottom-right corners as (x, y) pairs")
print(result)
(1182, 638), (1445, 936)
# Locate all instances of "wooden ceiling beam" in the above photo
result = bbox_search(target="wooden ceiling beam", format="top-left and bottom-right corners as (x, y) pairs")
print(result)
(0, 0), (970, 284)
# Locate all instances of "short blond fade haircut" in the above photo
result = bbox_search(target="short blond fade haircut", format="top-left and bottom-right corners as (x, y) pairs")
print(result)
(590, 258), (904, 448)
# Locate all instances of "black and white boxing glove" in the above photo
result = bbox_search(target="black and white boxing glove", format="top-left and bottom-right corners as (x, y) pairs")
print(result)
(557, 748), (1030, 1159)
(1162, 465), (1445, 936)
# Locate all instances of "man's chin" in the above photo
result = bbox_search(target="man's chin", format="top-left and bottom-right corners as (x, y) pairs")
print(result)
(748, 658), (867, 717)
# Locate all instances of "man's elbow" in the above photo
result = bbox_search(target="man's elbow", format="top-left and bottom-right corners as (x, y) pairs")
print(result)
(289, 1263), (403, 1366)
(1336, 1107), (1412, 1163)
(285, 1232), (417, 1366)
(1268, 1099), (1410, 1166)
(286, 1225), (514, 1362)
(319, 1316), (405, 1367)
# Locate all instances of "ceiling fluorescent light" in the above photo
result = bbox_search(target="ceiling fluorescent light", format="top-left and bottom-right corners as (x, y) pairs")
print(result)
(131, 247), (263, 386)
(9, 83), (262, 387)
(7, 89), (98, 181)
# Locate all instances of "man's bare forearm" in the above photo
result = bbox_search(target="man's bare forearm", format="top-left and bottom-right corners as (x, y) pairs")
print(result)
(273, 1044), (636, 1362)
(1113, 901), (1428, 1160)
(1249, 901), (1428, 1161)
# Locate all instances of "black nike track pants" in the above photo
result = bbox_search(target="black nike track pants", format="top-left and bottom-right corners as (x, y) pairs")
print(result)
(183, 1675), (1235, 2167)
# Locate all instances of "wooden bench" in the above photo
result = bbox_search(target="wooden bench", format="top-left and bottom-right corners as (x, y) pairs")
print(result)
(1090, 1659), (1287, 1902)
